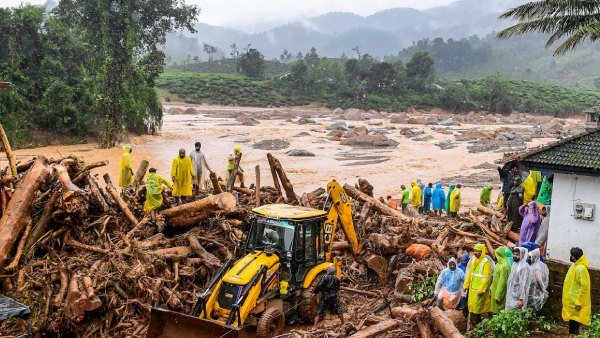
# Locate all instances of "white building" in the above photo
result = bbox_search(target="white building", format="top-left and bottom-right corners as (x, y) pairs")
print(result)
(521, 129), (600, 268)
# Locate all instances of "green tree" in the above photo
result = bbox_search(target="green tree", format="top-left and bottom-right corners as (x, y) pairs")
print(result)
(364, 62), (398, 94)
(406, 51), (435, 91)
(203, 43), (217, 61)
(55, 0), (198, 147)
(438, 83), (472, 112)
(290, 60), (309, 89)
(239, 48), (265, 79)
(498, 0), (600, 55)
(482, 75), (515, 114)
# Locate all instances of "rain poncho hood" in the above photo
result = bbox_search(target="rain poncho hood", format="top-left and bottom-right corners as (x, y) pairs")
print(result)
(411, 181), (422, 209)
(535, 205), (551, 246)
(171, 154), (194, 197)
(432, 183), (446, 211)
(449, 186), (461, 213)
(435, 258), (465, 309)
(528, 249), (549, 311)
(523, 170), (542, 204)
(480, 185), (493, 206)
(506, 247), (533, 311)
(491, 247), (511, 313)
(457, 253), (469, 273)
(562, 254), (592, 326)
(144, 172), (173, 212)
(519, 201), (541, 245)
(445, 185), (455, 213)
(504, 246), (514, 267)
(536, 176), (552, 205)
(463, 244), (492, 314)
(119, 145), (134, 188)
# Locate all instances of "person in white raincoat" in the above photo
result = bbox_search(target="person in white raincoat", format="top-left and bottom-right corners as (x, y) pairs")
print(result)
(506, 247), (533, 311)
(528, 248), (549, 311)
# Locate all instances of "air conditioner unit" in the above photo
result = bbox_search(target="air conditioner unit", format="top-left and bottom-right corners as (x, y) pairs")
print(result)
(574, 203), (595, 221)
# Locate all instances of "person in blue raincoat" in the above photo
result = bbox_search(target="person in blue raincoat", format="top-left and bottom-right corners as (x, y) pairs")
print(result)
(423, 183), (433, 213)
(432, 183), (446, 217)
(434, 258), (465, 309)
(458, 253), (469, 273)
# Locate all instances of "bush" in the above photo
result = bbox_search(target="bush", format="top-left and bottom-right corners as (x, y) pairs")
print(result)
(575, 314), (600, 338)
(468, 308), (551, 338)
(409, 274), (437, 303)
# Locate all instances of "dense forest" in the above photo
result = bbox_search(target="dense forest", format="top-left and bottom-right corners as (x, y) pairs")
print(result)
(0, 4), (197, 147)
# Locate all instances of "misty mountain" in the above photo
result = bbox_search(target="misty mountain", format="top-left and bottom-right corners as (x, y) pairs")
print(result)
(164, 0), (527, 60)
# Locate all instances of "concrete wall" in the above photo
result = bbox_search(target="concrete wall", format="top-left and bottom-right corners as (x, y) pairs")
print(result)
(548, 173), (600, 269)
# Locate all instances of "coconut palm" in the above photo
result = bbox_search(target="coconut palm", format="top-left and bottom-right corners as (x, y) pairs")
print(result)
(498, 0), (600, 55)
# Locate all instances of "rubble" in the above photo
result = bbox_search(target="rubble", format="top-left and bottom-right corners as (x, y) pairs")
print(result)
(251, 139), (290, 150)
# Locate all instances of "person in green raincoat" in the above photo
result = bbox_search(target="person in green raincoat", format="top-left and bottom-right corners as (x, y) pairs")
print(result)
(480, 184), (493, 207)
(445, 184), (455, 214)
(504, 246), (514, 267)
(144, 168), (172, 221)
(119, 145), (134, 188)
(462, 243), (492, 328)
(563, 247), (591, 335)
(491, 247), (510, 313)
(536, 175), (553, 206)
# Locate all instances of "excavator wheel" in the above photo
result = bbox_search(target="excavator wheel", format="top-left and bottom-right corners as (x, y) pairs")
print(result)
(256, 306), (285, 338)
(298, 272), (322, 323)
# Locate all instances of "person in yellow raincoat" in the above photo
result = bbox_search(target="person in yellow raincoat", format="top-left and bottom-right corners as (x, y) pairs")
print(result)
(144, 168), (172, 221)
(563, 247), (591, 335)
(171, 148), (194, 204)
(449, 184), (462, 218)
(119, 145), (134, 188)
(522, 170), (542, 204)
(410, 181), (422, 212)
(462, 243), (492, 328)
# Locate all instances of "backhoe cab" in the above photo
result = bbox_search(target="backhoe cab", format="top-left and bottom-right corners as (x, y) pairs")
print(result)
(147, 181), (387, 338)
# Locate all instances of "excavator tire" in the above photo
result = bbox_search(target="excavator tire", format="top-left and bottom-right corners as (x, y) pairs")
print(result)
(298, 272), (322, 323)
(256, 306), (285, 338)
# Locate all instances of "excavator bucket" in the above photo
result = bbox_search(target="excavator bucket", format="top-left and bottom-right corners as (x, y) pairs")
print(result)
(363, 252), (389, 282)
(146, 308), (255, 338)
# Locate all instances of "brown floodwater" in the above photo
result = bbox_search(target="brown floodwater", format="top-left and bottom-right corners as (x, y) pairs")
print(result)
(10, 104), (558, 208)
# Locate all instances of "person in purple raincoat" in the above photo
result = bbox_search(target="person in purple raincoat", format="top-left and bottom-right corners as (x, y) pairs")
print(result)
(519, 201), (541, 245)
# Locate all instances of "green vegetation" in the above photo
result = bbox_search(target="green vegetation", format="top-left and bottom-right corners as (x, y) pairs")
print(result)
(575, 314), (600, 338)
(408, 274), (437, 303)
(469, 308), (553, 338)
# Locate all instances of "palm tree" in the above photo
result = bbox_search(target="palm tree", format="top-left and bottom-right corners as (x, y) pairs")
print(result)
(498, 0), (600, 55)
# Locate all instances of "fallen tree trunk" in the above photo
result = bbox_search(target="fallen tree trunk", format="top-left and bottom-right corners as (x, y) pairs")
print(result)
(72, 160), (109, 184)
(417, 317), (435, 338)
(161, 193), (236, 227)
(267, 153), (298, 204)
(132, 160), (149, 187)
(429, 306), (465, 338)
(266, 153), (282, 197)
(209, 172), (222, 194)
(0, 157), (50, 268)
(507, 230), (519, 243)
(25, 190), (59, 253)
(103, 173), (139, 226)
(187, 234), (221, 269)
(55, 164), (83, 199)
(391, 306), (420, 319)
(230, 185), (254, 195)
(0, 123), (17, 178)
(347, 319), (400, 338)
(477, 205), (504, 219)
(343, 184), (411, 223)
(88, 174), (109, 212)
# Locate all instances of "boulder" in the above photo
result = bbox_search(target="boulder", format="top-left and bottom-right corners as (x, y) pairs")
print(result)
(343, 109), (365, 121)
(328, 130), (344, 138)
(285, 149), (315, 157)
(327, 121), (349, 131)
(340, 135), (399, 148)
(183, 107), (198, 115)
(333, 107), (345, 115)
(501, 132), (517, 140)
(297, 117), (316, 125)
(353, 126), (369, 136)
(407, 117), (427, 125)
(540, 121), (563, 134)
(438, 118), (460, 126)
(167, 107), (184, 115)
(411, 135), (434, 142)
(236, 114), (258, 126)
(368, 121), (383, 126)
(390, 113), (409, 124)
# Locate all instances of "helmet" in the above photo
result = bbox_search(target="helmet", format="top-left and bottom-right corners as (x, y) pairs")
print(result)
(326, 265), (336, 275)
(234, 145), (241, 152)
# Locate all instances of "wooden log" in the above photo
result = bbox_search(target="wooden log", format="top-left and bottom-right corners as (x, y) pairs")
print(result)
(16, 160), (34, 173)
(332, 241), (350, 251)
(429, 306), (465, 338)
(161, 193), (236, 227)
(267, 153), (298, 203)
(0, 157), (50, 268)
(55, 164), (83, 199)
(64, 275), (85, 321)
(0, 175), (15, 186)
(187, 234), (221, 269)
(231, 185), (254, 195)
(209, 172), (222, 194)
(390, 306), (420, 319)
(65, 239), (110, 254)
(507, 230), (519, 243)
(26, 189), (59, 255)
(72, 160), (109, 184)
(417, 317), (435, 338)
(0, 123), (17, 178)
(5, 217), (32, 271)
(343, 183), (411, 223)
(266, 153), (282, 196)
(151, 246), (191, 260)
(133, 160), (149, 187)
(477, 205), (504, 219)
(462, 215), (507, 246)
(226, 152), (242, 192)
(103, 173), (139, 226)
(55, 266), (69, 307)
(502, 221), (513, 236)
(82, 276), (102, 311)
(255, 165), (260, 207)
(347, 319), (400, 338)
(88, 174), (109, 212)
(340, 286), (380, 298)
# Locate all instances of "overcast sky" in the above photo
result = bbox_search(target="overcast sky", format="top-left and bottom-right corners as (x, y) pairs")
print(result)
(3, 0), (456, 32)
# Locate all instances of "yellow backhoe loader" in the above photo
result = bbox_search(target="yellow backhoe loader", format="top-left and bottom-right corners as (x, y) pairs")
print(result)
(147, 181), (387, 338)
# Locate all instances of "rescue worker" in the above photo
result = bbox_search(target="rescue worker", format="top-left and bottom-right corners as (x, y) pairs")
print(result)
(423, 183), (433, 213)
(314, 265), (344, 327)
(522, 170), (542, 204)
(462, 243), (492, 328)
(445, 184), (455, 215)
(379, 196), (386, 205)
(227, 145), (245, 188)
(490, 247), (510, 314)
(417, 179), (426, 211)
(528, 248), (549, 311)
(498, 164), (519, 209)
(563, 247), (591, 335)
(506, 247), (532, 311)
(449, 184), (462, 218)
(535, 206), (550, 256)
(480, 184), (493, 207)
(507, 177), (524, 231)
(433, 258), (465, 310)
(386, 195), (398, 210)
(536, 174), (553, 207)
(171, 148), (194, 205)
(504, 246), (514, 267)
(432, 183), (446, 217)
(401, 185), (410, 214)
(410, 181), (422, 212)
(144, 168), (172, 222)
(519, 201), (541, 245)
(189, 142), (212, 195)
(457, 253), (469, 273)
(119, 145), (134, 188)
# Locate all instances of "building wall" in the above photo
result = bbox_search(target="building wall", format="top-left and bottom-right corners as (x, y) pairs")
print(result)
(548, 173), (600, 269)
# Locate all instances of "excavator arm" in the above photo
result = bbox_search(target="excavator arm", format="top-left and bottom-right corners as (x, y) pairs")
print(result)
(323, 181), (388, 281)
